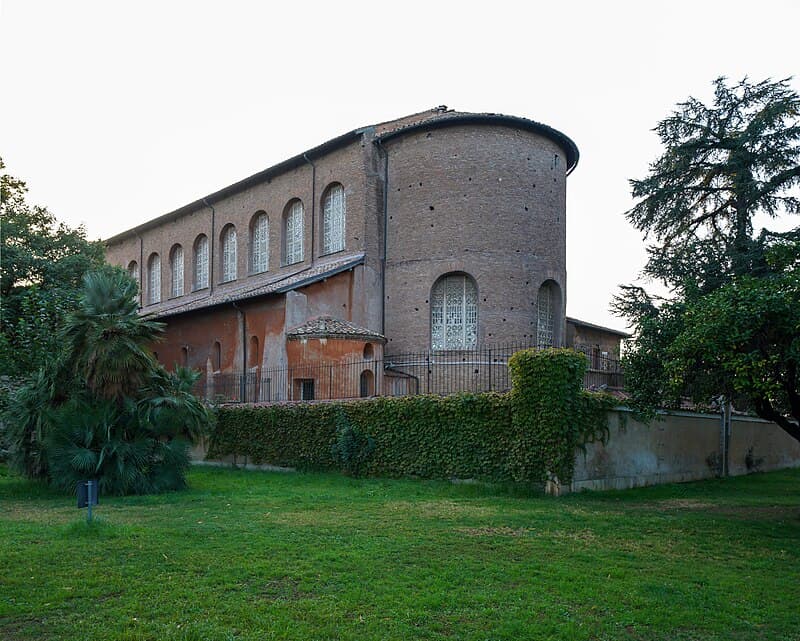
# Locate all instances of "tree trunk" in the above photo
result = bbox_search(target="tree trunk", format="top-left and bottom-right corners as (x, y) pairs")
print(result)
(753, 396), (800, 444)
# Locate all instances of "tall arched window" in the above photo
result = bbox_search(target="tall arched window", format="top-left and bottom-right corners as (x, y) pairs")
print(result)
(284, 200), (304, 265)
(194, 234), (209, 290)
(147, 253), (161, 305)
(322, 183), (345, 254)
(170, 245), (184, 297)
(221, 225), (237, 282)
(537, 281), (558, 347)
(128, 260), (139, 284)
(250, 212), (269, 274)
(431, 273), (478, 350)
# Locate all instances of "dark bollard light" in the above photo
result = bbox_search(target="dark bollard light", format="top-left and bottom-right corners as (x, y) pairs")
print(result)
(77, 480), (99, 523)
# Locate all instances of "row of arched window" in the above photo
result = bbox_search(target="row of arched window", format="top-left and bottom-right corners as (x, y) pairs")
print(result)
(430, 273), (559, 350)
(129, 184), (346, 305)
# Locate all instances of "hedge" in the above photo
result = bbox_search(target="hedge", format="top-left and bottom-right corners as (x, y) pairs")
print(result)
(208, 349), (616, 485)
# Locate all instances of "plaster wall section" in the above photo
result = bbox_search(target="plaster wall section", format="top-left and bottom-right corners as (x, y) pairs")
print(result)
(153, 304), (243, 374)
(382, 125), (568, 354)
(286, 337), (384, 400)
(573, 410), (800, 491)
(144, 263), (372, 375)
(566, 323), (625, 358)
(238, 297), (287, 371)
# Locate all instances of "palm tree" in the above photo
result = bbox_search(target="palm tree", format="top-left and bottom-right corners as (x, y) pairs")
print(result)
(60, 269), (164, 402)
(6, 268), (214, 494)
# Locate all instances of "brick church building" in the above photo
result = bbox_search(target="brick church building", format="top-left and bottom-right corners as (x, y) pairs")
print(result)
(105, 107), (626, 400)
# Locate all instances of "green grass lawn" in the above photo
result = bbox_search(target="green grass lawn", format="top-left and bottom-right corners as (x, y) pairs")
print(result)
(1, 464), (799, 641)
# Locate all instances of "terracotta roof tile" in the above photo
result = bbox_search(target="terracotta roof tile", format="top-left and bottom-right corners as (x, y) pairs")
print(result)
(287, 316), (386, 342)
(143, 252), (365, 319)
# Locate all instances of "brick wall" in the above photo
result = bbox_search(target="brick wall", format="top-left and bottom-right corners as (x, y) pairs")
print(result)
(105, 112), (575, 358)
(382, 124), (567, 353)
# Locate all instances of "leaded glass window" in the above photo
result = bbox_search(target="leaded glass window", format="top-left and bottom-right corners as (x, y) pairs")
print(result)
(537, 282), (555, 347)
(322, 184), (345, 254)
(170, 245), (184, 297)
(147, 253), (161, 305)
(431, 273), (478, 350)
(194, 235), (209, 290)
(128, 261), (139, 283)
(285, 200), (304, 265)
(221, 225), (237, 282)
(251, 213), (268, 274)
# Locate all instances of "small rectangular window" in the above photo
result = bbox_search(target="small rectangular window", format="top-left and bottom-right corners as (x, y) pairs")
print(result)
(296, 378), (314, 400)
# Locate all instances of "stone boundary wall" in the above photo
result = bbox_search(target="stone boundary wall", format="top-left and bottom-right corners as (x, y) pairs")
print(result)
(573, 408), (800, 492)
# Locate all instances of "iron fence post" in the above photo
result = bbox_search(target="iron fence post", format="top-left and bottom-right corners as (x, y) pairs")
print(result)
(426, 354), (431, 394)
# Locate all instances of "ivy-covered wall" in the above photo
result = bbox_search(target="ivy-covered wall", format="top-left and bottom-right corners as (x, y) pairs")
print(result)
(208, 349), (616, 485)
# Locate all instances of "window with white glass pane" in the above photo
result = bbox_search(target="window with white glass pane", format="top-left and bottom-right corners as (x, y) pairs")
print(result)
(537, 282), (555, 347)
(322, 184), (345, 254)
(221, 226), (237, 282)
(194, 235), (209, 290)
(431, 273), (477, 350)
(250, 213), (268, 273)
(147, 253), (161, 305)
(284, 201), (304, 264)
(170, 245), (184, 297)
(128, 261), (139, 283)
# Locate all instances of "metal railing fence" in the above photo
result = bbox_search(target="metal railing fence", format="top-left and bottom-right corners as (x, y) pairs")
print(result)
(192, 342), (623, 404)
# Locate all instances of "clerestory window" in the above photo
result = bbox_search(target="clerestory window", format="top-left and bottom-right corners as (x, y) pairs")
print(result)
(221, 225), (237, 282)
(194, 234), (209, 290)
(284, 200), (304, 265)
(322, 183), (346, 254)
(250, 212), (268, 274)
(147, 253), (161, 305)
(170, 245), (184, 297)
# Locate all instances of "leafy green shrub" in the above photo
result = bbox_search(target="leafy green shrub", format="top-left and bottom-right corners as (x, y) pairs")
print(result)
(508, 349), (617, 484)
(330, 409), (375, 477)
(3, 270), (214, 495)
(210, 392), (512, 481)
(0, 376), (22, 463)
(44, 398), (192, 495)
(4, 369), (55, 479)
(210, 349), (616, 486)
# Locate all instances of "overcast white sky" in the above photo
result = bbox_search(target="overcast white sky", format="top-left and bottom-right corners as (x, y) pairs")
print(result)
(2, 0), (798, 330)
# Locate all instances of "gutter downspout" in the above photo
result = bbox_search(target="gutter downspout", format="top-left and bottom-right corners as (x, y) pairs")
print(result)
(136, 233), (144, 307)
(375, 139), (389, 336)
(202, 198), (216, 294)
(303, 153), (316, 266)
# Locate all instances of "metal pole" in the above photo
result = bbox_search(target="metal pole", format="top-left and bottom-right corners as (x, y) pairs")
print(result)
(426, 354), (431, 394)
(87, 481), (94, 524)
(488, 348), (492, 392)
(725, 399), (732, 476)
(719, 397), (731, 477)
